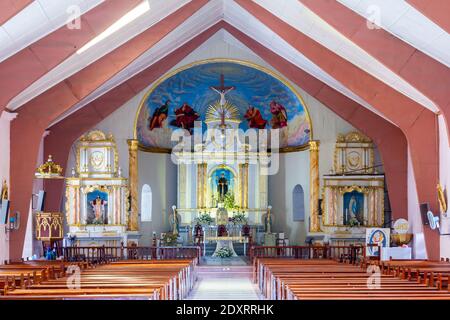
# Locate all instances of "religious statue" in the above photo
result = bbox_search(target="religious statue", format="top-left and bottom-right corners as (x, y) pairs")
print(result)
(170, 102), (200, 134)
(244, 105), (267, 129)
(169, 205), (179, 235)
(269, 100), (288, 129)
(344, 192), (363, 226)
(210, 74), (235, 107)
(217, 173), (229, 201)
(349, 195), (358, 218)
(1, 179), (8, 201)
(264, 205), (273, 233)
(149, 99), (170, 130)
(90, 196), (107, 224)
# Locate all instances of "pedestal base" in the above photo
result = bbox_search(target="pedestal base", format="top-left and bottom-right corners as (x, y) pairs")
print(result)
(264, 233), (277, 246)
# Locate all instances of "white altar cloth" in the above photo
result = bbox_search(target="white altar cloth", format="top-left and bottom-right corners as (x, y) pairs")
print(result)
(212, 239), (238, 257)
(381, 247), (412, 261)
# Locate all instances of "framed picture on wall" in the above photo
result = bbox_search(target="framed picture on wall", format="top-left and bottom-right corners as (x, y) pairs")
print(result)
(366, 228), (390, 257)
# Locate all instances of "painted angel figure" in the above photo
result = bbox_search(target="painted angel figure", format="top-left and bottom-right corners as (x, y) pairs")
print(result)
(269, 100), (288, 129)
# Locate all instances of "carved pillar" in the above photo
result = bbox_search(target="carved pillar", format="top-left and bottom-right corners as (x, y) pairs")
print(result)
(309, 140), (321, 232)
(197, 163), (207, 208)
(239, 163), (249, 208)
(244, 163), (249, 208)
(127, 139), (139, 231)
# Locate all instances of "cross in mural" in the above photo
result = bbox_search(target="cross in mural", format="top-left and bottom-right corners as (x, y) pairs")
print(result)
(210, 74), (235, 107)
(210, 74), (236, 129)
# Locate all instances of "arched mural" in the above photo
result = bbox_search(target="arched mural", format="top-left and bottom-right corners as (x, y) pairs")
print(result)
(135, 60), (311, 151)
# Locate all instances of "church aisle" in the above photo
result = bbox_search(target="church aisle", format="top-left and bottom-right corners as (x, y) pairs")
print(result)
(187, 265), (262, 300)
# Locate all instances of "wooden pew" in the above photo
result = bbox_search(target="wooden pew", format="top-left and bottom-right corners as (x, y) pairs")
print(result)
(255, 258), (450, 300)
(1, 259), (196, 300)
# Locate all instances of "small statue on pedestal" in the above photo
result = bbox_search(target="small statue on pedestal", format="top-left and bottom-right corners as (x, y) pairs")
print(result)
(264, 205), (273, 233)
(170, 205), (179, 236)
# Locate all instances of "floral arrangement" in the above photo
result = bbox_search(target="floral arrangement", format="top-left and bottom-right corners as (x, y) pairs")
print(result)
(223, 193), (239, 210)
(197, 213), (213, 225)
(348, 216), (360, 227)
(162, 233), (179, 246)
(215, 247), (233, 258)
(230, 212), (247, 225)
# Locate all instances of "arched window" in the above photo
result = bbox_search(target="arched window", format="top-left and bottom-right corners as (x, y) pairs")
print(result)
(141, 184), (152, 222)
(293, 184), (305, 221)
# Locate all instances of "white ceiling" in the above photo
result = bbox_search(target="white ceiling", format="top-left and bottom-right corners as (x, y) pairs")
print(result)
(50, 0), (391, 127)
(51, 0), (224, 125)
(1, 0), (445, 126)
(337, 0), (450, 68)
(0, 0), (103, 63)
(254, 0), (438, 113)
(7, 0), (189, 111)
(223, 0), (392, 122)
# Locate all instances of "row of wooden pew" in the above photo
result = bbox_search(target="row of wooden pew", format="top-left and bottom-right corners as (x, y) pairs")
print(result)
(366, 259), (450, 291)
(0, 259), (197, 300)
(255, 258), (450, 300)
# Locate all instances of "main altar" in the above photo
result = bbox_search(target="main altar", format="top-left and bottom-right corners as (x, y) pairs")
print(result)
(172, 78), (268, 248)
(65, 130), (140, 246)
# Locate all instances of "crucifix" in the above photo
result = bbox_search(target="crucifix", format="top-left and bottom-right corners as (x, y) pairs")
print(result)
(210, 74), (235, 106)
(210, 74), (235, 129)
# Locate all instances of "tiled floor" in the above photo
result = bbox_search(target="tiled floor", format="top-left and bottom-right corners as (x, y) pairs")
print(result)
(187, 263), (262, 300)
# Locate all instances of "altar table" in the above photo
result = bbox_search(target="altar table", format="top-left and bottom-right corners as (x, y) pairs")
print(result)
(204, 236), (249, 257)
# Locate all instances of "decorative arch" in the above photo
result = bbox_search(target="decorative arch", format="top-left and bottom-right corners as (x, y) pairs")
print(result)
(134, 59), (312, 152)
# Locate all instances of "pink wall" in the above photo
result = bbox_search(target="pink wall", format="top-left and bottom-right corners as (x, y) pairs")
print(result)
(438, 115), (450, 258)
(0, 111), (17, 264)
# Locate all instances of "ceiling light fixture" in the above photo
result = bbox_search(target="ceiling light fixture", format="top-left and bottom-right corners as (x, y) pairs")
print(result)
(76, 0), (150, 54)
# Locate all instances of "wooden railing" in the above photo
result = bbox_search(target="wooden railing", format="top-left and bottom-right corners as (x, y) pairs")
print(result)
(250, 245), (366, 264)
(62, 246), (201, 264)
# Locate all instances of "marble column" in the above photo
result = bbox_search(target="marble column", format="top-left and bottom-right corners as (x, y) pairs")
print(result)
(197, 163), (207, 208)
(309, 140), (321, 232)
(239, 163), (249, 208)
(127, 139), (139, 231)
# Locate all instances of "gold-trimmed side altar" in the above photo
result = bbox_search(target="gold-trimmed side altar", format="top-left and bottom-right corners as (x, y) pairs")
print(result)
(320, 132), (385, 241)
(65, 130), (140, 246)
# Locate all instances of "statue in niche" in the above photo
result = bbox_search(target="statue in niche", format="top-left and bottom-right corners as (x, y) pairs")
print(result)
(149, 100), (170, 130)
(343, 191), (364, 226)
(217, 173), (229, 202)
(89, 195), (107, 224)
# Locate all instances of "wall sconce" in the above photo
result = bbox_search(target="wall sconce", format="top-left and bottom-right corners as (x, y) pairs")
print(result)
(6, 211), (20, 232)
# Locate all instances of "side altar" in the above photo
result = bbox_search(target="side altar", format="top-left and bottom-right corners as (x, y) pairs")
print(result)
(65, 130), (140, 246)
(318, 132), (385, 246)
